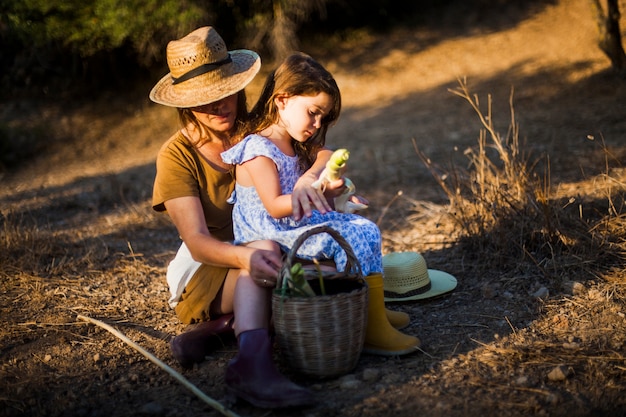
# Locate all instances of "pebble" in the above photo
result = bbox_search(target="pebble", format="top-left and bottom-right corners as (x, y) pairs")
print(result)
(547, 365), (573, 381)
(563, 280), (585, 296)
(533, 287), (549, 300)
(514, 375), (529, 386)
(362, 368), (380, 382)
(482, 285), (497, 299)
(546, 393), (561, 406)
(139, 402), (164, 416)
(587, 289), (604, 301)
(338, 374), (361, 389)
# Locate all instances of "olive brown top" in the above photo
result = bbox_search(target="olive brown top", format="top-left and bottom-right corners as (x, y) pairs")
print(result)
(152, 132), (235, 242)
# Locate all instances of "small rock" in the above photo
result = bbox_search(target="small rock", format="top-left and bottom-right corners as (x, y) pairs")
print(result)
(514, 375), (529, 386)
(93, 353), (101, 363)
(546, 393), (561, 406)
(533, 287), (549, 300)
(587, 289), (603, 301)
(481, 285), (497, 299)
(435, 400), (452, 411)
(563, 281), (584, 296)
(362, 368), (380, 382)
(547, 365), (573, 381)
(139, 402), (164, 416)
(43, 354), (52, 363)
(338, 374), (361, 390)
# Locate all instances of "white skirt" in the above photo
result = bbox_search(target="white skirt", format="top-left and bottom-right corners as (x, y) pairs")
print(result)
(166, 242), (202, 308)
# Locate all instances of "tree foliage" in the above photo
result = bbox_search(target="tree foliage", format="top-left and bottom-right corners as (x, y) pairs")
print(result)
(8, 0), (618, 99)
(1, 0), (212, 96)
(4, 0), (206, 60)
(0, 0), (339, 97)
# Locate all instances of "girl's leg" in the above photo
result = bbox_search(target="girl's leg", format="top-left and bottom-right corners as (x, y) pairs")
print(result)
(363, 273), (421, 356)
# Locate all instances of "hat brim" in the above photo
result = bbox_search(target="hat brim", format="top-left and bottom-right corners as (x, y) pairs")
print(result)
(149, 50), (261, 108)
(384, 269), (457, 302)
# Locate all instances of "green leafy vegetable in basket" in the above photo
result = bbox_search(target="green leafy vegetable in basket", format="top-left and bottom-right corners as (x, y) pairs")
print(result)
(284, 262), (316, 297)
(280, 261), (327, 297)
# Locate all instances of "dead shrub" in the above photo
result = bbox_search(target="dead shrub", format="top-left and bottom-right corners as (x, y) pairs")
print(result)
(415, 79), (625, 281)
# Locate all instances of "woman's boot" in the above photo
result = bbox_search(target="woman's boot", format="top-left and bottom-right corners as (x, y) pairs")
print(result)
(170, 313), (235, 369)
(386, 308), (410, 329)
(224, 328), (315, 408)
(364, 274), (421, 356)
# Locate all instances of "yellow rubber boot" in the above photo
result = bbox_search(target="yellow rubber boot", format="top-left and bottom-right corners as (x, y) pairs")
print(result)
(386, 308), (410, 330)
(363, 274), (421, 356)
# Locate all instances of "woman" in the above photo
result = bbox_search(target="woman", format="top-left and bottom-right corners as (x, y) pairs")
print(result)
(149, 26), (336, 409)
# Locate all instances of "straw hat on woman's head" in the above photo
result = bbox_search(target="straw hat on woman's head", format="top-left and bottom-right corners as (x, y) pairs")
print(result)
(150, 26), (261, 108)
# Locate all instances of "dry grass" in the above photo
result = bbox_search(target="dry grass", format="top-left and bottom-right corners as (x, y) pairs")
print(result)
(416, 79), (625, 283)
(2, 79), (626, 417)
(2, 1), (626, 415)
(366, 79), (626, 416)
(5, 73), (626, 417)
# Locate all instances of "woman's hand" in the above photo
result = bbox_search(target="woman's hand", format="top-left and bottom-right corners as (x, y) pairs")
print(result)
(244, 241), (283, 287)
(248, 249), (282, 286)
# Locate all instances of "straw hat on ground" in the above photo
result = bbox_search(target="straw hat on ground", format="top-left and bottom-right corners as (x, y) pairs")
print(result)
(383, 252), (457, 302)
(150, 26), (261, 108)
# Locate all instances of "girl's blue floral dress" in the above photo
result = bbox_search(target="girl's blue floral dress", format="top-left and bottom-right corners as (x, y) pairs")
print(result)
(222, 134), (382, 275)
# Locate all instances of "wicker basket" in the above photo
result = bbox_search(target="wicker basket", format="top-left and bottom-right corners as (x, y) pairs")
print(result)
(272, 225), (368, 378)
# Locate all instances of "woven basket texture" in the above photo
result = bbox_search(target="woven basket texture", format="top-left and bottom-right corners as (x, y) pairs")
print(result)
(272, 225), (368, 378)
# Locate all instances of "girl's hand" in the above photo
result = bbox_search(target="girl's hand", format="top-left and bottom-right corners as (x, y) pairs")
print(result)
(292, 171), (333, 220)
(322, 178), (348, 199)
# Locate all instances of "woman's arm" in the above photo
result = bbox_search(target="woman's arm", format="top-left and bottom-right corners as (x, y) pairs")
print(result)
(164, 196), (281, 281)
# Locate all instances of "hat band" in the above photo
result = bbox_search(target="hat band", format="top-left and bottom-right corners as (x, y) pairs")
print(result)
(171, 55), (233, 85)
(384, 281), (432, 299)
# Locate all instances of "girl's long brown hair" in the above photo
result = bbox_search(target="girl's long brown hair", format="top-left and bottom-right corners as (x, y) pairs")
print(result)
(246, 52), (342, 172)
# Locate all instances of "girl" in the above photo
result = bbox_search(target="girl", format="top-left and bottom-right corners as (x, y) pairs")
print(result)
(221, 52), (421, 356)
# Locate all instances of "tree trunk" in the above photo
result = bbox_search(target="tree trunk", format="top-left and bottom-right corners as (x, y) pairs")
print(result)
(590, 0), (626, 75)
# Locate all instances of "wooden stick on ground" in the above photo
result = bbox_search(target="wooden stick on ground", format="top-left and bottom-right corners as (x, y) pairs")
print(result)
(77, 314), (242, 417)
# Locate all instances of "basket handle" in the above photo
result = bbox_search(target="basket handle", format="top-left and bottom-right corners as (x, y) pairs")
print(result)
(277, 225), (363, 291)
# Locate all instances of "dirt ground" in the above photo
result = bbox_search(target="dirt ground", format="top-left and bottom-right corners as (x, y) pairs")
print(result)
(2, 0), (626, 416)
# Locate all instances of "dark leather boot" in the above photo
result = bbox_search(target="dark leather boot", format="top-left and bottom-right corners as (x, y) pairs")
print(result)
(224, 328), (315, 408)
(170, 313), (235, 369)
